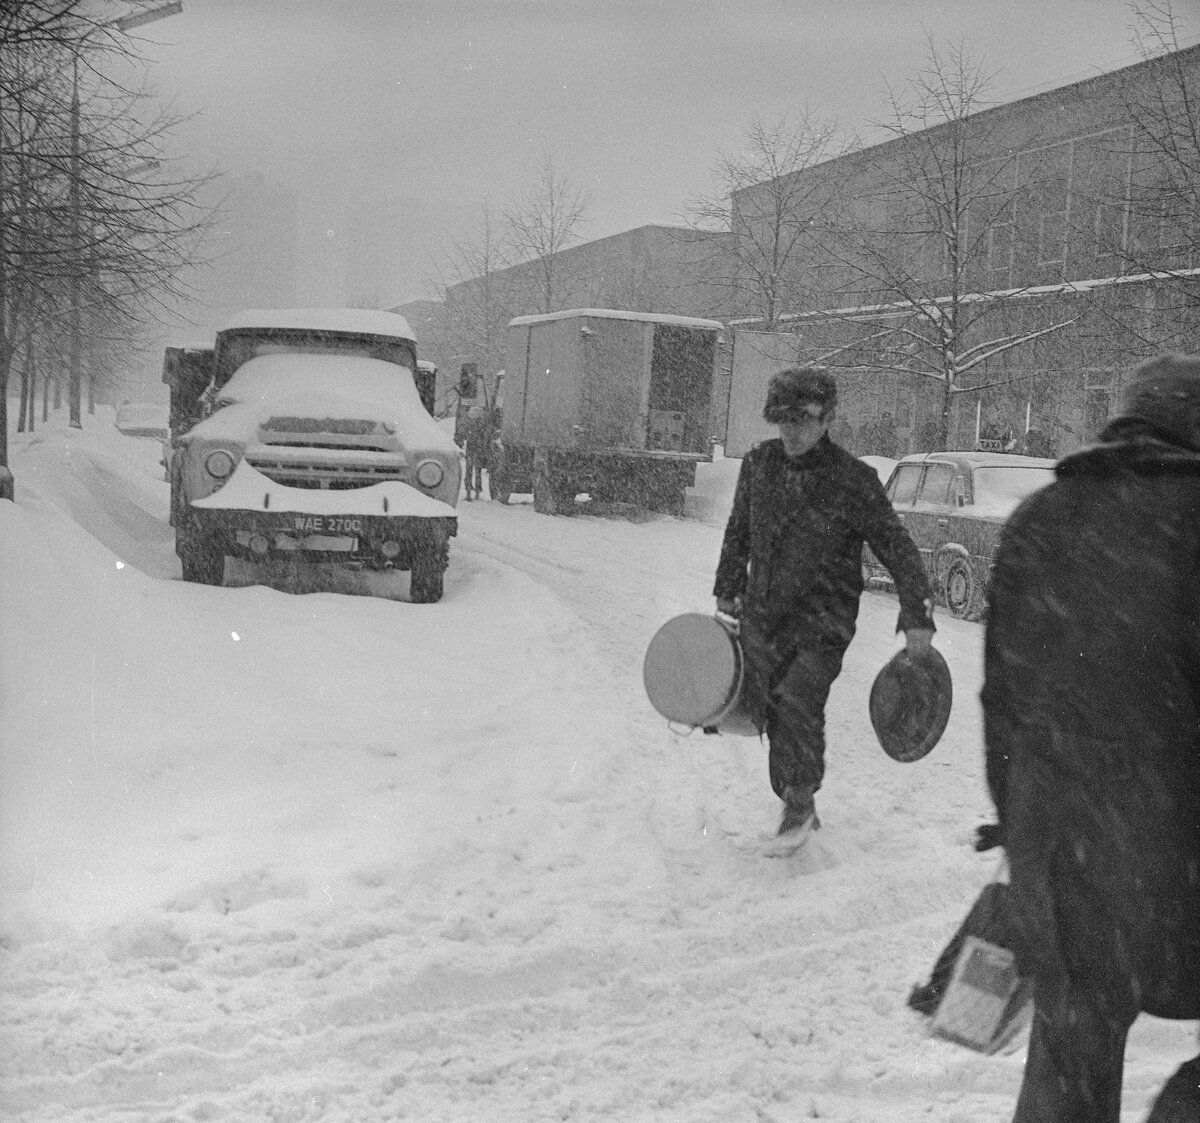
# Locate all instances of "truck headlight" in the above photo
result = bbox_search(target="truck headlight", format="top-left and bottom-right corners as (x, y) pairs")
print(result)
(415, 459), (444, 488)
(205, 449), (237, 480)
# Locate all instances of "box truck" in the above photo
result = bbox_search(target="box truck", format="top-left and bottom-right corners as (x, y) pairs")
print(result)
(491, 309), (725, 514)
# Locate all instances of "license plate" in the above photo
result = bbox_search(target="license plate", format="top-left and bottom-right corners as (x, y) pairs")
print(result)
(274, 533), (357, 552)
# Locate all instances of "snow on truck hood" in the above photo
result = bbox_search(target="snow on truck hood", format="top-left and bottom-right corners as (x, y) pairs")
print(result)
(192, 353), (458, 455)
(192, 459), (456, 518)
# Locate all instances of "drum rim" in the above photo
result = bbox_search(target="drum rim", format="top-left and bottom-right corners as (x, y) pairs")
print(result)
(643, 612), (746, 727)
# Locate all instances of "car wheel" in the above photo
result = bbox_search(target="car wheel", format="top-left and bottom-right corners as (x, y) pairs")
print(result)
(532, 456), (573, 515)
(943, 556), (982, 620)
(410, 540), (448, 603)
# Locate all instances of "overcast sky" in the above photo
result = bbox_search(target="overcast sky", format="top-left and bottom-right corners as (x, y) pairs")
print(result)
(132, 0), (1198, 305)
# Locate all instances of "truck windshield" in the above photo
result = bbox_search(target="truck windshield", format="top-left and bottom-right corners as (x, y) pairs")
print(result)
(214, 330), (418, 387)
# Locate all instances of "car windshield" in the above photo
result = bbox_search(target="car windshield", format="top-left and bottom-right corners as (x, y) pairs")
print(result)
(972, 465), (1056, 513)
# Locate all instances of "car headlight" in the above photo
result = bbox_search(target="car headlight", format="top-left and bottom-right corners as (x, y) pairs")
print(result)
(205, 449), (237, 480)
(415, 459), (445, 489)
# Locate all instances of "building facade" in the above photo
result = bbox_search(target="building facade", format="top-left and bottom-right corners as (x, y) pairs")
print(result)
(398, 224), (727, 412)
(731, 43), (1200, 457)
(399, 46), (1197, 449)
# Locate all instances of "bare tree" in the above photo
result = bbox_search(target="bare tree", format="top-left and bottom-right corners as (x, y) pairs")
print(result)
(0, 3), (214, 493)
(687, 114), (843, 328)
(430, 205), (516, 387)
(501, 155), (590, 314)
(1083, 1), (1200, 355)
(0, 0), (85, 51)
(809, 39), (1078, 448)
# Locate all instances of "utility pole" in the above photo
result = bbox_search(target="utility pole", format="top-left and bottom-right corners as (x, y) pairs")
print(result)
(68, 57), (82, 427)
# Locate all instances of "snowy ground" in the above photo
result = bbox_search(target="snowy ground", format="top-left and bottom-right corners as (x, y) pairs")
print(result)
(1, 407), (1195, 1122)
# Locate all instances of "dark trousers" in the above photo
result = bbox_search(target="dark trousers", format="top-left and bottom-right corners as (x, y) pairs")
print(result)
(465, 454), (485, 495)
(764, 644), (845, 800)
(1013, 970), (1132, 1122)
(1013, 959), (1200, 1123)
(1004, 747), (1200, 1122)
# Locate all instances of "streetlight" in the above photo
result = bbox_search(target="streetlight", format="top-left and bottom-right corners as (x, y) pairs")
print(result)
(67, 2), (183, 428)
(115, 3), (183, 33)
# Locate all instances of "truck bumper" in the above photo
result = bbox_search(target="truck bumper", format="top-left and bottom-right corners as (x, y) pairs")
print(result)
(192, 507), (457, 569)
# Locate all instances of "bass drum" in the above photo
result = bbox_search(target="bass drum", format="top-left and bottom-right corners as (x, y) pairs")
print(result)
(642, 613), (759, 737)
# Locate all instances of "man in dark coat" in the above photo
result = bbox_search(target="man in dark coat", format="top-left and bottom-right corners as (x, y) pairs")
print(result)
(713, 365), (935, 849)
(981, 352), (1200, 1122)
(462, 406), (489, 501)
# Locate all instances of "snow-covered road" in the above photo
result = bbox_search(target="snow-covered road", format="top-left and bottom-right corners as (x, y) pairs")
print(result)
(1, 413), (1194, 1122)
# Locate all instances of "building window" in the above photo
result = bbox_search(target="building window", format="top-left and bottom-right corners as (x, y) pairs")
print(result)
(1093, 200), (1125, 257)
(1158, 190), (1196, 262)
(988, 219), (1015, 277)
(1037, 210), (1068, 266)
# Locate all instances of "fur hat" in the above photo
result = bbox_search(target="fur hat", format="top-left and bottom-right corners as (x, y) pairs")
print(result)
(763, 365), (838, 424)
(1104, 353), (1200, 451)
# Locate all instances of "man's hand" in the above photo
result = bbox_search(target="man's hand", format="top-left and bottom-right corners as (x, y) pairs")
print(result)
(904, 627), (935, 656)
(716, 596), (742, 618)
(974, 823), (1004, 852)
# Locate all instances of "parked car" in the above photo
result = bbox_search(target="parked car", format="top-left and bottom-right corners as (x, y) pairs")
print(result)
(859, 454), (898, 485)
(864, 451), (1057, 620)
(115, 401), (169, 439)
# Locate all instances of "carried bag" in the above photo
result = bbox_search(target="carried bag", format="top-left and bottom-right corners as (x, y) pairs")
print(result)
(908, 877), (1034, 1054)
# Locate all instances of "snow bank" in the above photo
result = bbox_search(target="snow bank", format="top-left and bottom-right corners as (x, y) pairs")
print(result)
(1, 408), (1194, 1122)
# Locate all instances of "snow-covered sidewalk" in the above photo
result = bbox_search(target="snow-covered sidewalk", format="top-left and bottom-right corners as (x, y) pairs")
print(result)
(1, 410), (1194, 1121)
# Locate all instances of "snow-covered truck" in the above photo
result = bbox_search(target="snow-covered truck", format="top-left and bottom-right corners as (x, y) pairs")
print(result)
(490, 309), (725, 514)
(163, 308), (460, 602)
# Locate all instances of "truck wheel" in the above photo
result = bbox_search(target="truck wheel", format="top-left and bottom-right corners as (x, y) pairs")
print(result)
(179, 526), (225, 586)
(943, 556), (983, 620)
(410, 540), (448, 603)
(533, 461), (573, 515)
(489, 467), (511, 505)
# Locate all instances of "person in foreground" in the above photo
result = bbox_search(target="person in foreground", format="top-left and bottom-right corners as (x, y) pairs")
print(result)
(980, 353), (1200, 1122)
(713, 365), (935, 850)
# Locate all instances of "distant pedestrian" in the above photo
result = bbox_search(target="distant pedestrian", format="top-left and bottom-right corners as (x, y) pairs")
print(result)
(463, 405), (488, 500)
(980, 353), (1200, 1122)
(1022, 427), (1055, 458)
(713, 366), (935, 852)
(913, 417), (940, 453)
(875, 411), (898, 458)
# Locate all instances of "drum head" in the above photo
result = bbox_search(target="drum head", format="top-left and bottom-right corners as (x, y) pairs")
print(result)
(643, 613), (740, 727)
(869, 646), (953, 762)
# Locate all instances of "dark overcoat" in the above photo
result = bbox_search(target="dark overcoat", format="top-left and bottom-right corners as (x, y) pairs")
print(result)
(713, 436), (934, 725)
(982, 435), (1200, 1020)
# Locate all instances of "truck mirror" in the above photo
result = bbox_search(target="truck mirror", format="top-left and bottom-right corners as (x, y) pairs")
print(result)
(458, 363), (478, 398)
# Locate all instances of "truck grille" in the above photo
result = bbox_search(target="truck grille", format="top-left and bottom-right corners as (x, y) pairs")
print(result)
(261, 416), (381, 436)
(246, 447), (408, 490)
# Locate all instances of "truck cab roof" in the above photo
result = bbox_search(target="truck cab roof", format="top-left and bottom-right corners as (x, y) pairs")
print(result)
(219, 308), (416, 342)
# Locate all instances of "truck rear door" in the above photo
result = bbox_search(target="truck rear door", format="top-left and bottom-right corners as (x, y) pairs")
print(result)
(581, 315), (645, 449)
(646, 324), (716, 455)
